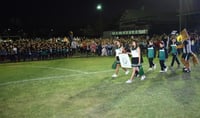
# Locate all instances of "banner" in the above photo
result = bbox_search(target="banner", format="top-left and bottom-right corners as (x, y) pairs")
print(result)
(119, 54), (132, 68)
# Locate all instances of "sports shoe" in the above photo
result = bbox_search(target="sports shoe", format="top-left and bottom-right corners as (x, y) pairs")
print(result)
(136, 74), (140, 78)
(182, 66), (186, 72)
(153, 64), (156, 70)
(126, 79), (133, 83)
(160, 70), (165, 73)
(125, 70), (130, 75)
(186, 69), (191, 73)
(141, 75), (146, 80)
(164, 67), (168, 72)
(112, 74), (118, 78)
(148, 68), (153, 71)
(183, 68), (191, 73)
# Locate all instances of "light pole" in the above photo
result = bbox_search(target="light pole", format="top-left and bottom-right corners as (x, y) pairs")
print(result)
(179, 0), (182, 32)
(96, 4), (103, 37)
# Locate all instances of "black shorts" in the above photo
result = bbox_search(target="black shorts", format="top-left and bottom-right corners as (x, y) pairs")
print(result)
(116, 56), (120, 64)
(131, 57), (139, 67)
(182, 53), (191, 61)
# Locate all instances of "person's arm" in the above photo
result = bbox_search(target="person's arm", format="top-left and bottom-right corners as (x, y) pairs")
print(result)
(153, 46), (157, 58)
(157, 48), (160, 58)
(137, 47), (141, 65)
(165, 48), (168, 59)
(146, 45), (149, 57)
(121, 46), (126, 53)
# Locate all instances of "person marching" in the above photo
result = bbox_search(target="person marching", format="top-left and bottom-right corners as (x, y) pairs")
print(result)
(170, 37), (180, 69)
(147, 40), (156, 71)
(158, 41), (168, 72)
(126, 40), (146, 83)
(112, 40), (129, 78)
(181, 38), (192, 73)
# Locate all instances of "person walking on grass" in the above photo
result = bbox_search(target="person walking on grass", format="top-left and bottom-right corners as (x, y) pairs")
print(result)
(126, 40), (146, 84)
(147, 40), (156, 71)
(158, 41), (168, 72)
(112, 40), (129, 78)
(169, 37), (180, 69)
(181, 38), (193, 73)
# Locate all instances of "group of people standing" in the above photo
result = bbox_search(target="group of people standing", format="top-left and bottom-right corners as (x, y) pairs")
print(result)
(111, 35), (197, 83)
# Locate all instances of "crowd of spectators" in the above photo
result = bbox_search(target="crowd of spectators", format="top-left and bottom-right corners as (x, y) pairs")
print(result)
(0, 33), (200, 63)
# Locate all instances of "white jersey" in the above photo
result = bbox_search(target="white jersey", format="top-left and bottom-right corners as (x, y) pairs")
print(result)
(115, 47), (122, 57)
(131, 48), (139, 58)
(183, 40), (192, 53)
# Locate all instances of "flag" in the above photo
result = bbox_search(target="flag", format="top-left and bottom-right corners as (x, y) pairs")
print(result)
(63, 37), (69, 43)
(192, 53), (199, 66)
(180, 28), (190, 41)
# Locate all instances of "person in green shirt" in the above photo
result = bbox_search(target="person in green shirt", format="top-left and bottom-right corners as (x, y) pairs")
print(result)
(158, 41), (168, 72)
(147, 40), (156, 71)
(170, 38), (180, 68)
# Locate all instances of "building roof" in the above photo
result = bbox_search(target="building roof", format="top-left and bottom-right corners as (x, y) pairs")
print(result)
(120, 9), (177, 23)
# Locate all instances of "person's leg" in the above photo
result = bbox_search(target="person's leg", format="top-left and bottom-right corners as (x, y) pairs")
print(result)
(148, 58), (155, 71)
(138, 65), (146, 80)
(181, 54), (187, 67)
(163, 60), (167, 71)
(175, 55), (180, 66)
(181, 58), (186, 66)
(150, 58), (154, 68)
(115, 64), (120, 74)
(151, 58), (154, 67)
(185, 53), (191, 71)
(126, 67), (136, 83)
(130, 67), (136, 80)
(160, 60), (165, 72)
(171, 54), (176, 67)
(122, 67), (129, 74)
(148, 58), (151, 68)
(112, 64), (120, 78)
(159, 60), (163, 70)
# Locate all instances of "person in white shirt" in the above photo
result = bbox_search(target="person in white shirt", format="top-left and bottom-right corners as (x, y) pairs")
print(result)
(126, 40), (146, 83)
(181, 38), (193, 72)
(112, 40), (129, 78)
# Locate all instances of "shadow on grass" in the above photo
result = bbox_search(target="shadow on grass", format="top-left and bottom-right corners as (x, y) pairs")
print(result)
(62, 62), (200, 117)
(166, 65), (200, 106)
(167, 76), (196, 106)
(63, 76), (144, 117)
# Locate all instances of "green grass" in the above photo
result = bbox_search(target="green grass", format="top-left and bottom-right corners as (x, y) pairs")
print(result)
(0, 56), (200, 118)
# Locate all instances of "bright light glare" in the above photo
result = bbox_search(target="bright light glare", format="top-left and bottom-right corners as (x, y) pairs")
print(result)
(96, 4), (102, 10)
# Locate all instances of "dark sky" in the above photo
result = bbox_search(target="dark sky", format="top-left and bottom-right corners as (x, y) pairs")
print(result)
(0, 0), (140, 28)
(0, 0), (199, 30)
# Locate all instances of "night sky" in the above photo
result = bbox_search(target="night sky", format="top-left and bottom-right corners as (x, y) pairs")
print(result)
(0, 0), (199, 32)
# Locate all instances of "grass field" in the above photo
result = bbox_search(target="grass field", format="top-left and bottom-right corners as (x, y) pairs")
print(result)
(0, 56), (200, 118)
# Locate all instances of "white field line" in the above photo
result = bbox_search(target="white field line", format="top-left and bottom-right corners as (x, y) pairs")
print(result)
(0, 68), (113, 86)
(0, 74), (81, 86)
(23, 65), (88, 74)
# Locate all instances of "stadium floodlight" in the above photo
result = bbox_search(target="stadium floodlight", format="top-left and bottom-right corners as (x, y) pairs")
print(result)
(96, 4), (102, 11)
